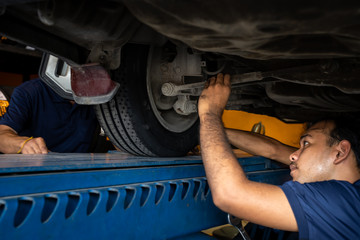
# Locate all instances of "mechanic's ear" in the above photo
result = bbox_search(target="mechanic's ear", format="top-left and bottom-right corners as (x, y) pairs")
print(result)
(333, 140), (351, 165)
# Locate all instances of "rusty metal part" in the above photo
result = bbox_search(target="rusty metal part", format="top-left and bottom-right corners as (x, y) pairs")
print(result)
(162, 61), (360, 97)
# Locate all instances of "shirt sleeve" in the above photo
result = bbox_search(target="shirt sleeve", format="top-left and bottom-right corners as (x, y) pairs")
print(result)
(281, 180), (360, 240)
(281, 181), (309, 239)
(0, 86), (32, 134)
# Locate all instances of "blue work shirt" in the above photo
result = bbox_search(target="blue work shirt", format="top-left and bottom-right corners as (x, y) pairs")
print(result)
(0, 79), (98, 153)
(281, 179), (360, 240)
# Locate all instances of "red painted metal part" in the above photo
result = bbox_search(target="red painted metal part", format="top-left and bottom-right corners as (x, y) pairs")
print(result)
(71, 64), (116, 97)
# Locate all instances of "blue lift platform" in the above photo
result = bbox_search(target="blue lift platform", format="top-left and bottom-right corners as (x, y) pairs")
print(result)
(0, 152), (291, 240)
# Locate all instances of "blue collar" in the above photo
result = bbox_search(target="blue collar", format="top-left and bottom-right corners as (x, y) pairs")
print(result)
(354, 179), (360, 185)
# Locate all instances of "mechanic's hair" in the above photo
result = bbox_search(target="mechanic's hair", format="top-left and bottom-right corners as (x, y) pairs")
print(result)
(307, 114), (360, 169)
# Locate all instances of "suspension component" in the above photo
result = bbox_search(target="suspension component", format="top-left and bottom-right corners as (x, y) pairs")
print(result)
(173, 96), (198, 115)
(161, 72), (263, 97)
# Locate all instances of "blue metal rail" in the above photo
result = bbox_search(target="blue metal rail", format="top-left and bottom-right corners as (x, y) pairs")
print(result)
(0, 153), (291, 239)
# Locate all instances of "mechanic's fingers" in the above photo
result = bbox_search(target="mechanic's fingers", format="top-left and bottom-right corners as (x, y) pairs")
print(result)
(204, 80), (210, 89)
(32, 146), (42, 154)
(23, 146), (48, 154)
(21, 137), (48, 154)
(21, 146), (36, 154)
(224, 74), (231, 86)
(40, 145), (49, 154)
(202, 73), (230, 94)
(215, 73), (224, 84)
(35, 137), (48, 154)
(32, 146), (43, 154)
(209, 76), (216, 86)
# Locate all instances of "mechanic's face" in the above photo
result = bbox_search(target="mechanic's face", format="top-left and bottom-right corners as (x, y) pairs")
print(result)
(289, 121), (337, 183)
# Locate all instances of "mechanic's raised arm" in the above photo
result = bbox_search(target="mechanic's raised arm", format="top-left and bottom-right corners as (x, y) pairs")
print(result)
(225, 128), (297, 165)
(198, 73), (297, 231)
(0, 125), (48, 154)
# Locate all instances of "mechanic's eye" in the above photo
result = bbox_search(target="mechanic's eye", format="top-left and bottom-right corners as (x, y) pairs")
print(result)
(303, 141), (309, 146)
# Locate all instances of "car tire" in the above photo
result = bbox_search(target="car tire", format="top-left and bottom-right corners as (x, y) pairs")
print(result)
(94, 43), (199, 157)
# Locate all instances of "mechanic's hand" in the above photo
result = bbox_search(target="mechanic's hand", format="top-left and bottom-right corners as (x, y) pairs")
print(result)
(198, 73), (231, 119)
(21, 137), (49, 154)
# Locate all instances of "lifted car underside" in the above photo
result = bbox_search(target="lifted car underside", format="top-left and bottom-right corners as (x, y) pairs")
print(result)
(2, 0), (360, 121)
(1, 0), (360, 155)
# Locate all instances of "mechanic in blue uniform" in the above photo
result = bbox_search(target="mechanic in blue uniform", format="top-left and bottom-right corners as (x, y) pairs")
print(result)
(0, 78), (99, 154)
(198, 73), (360, 240)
